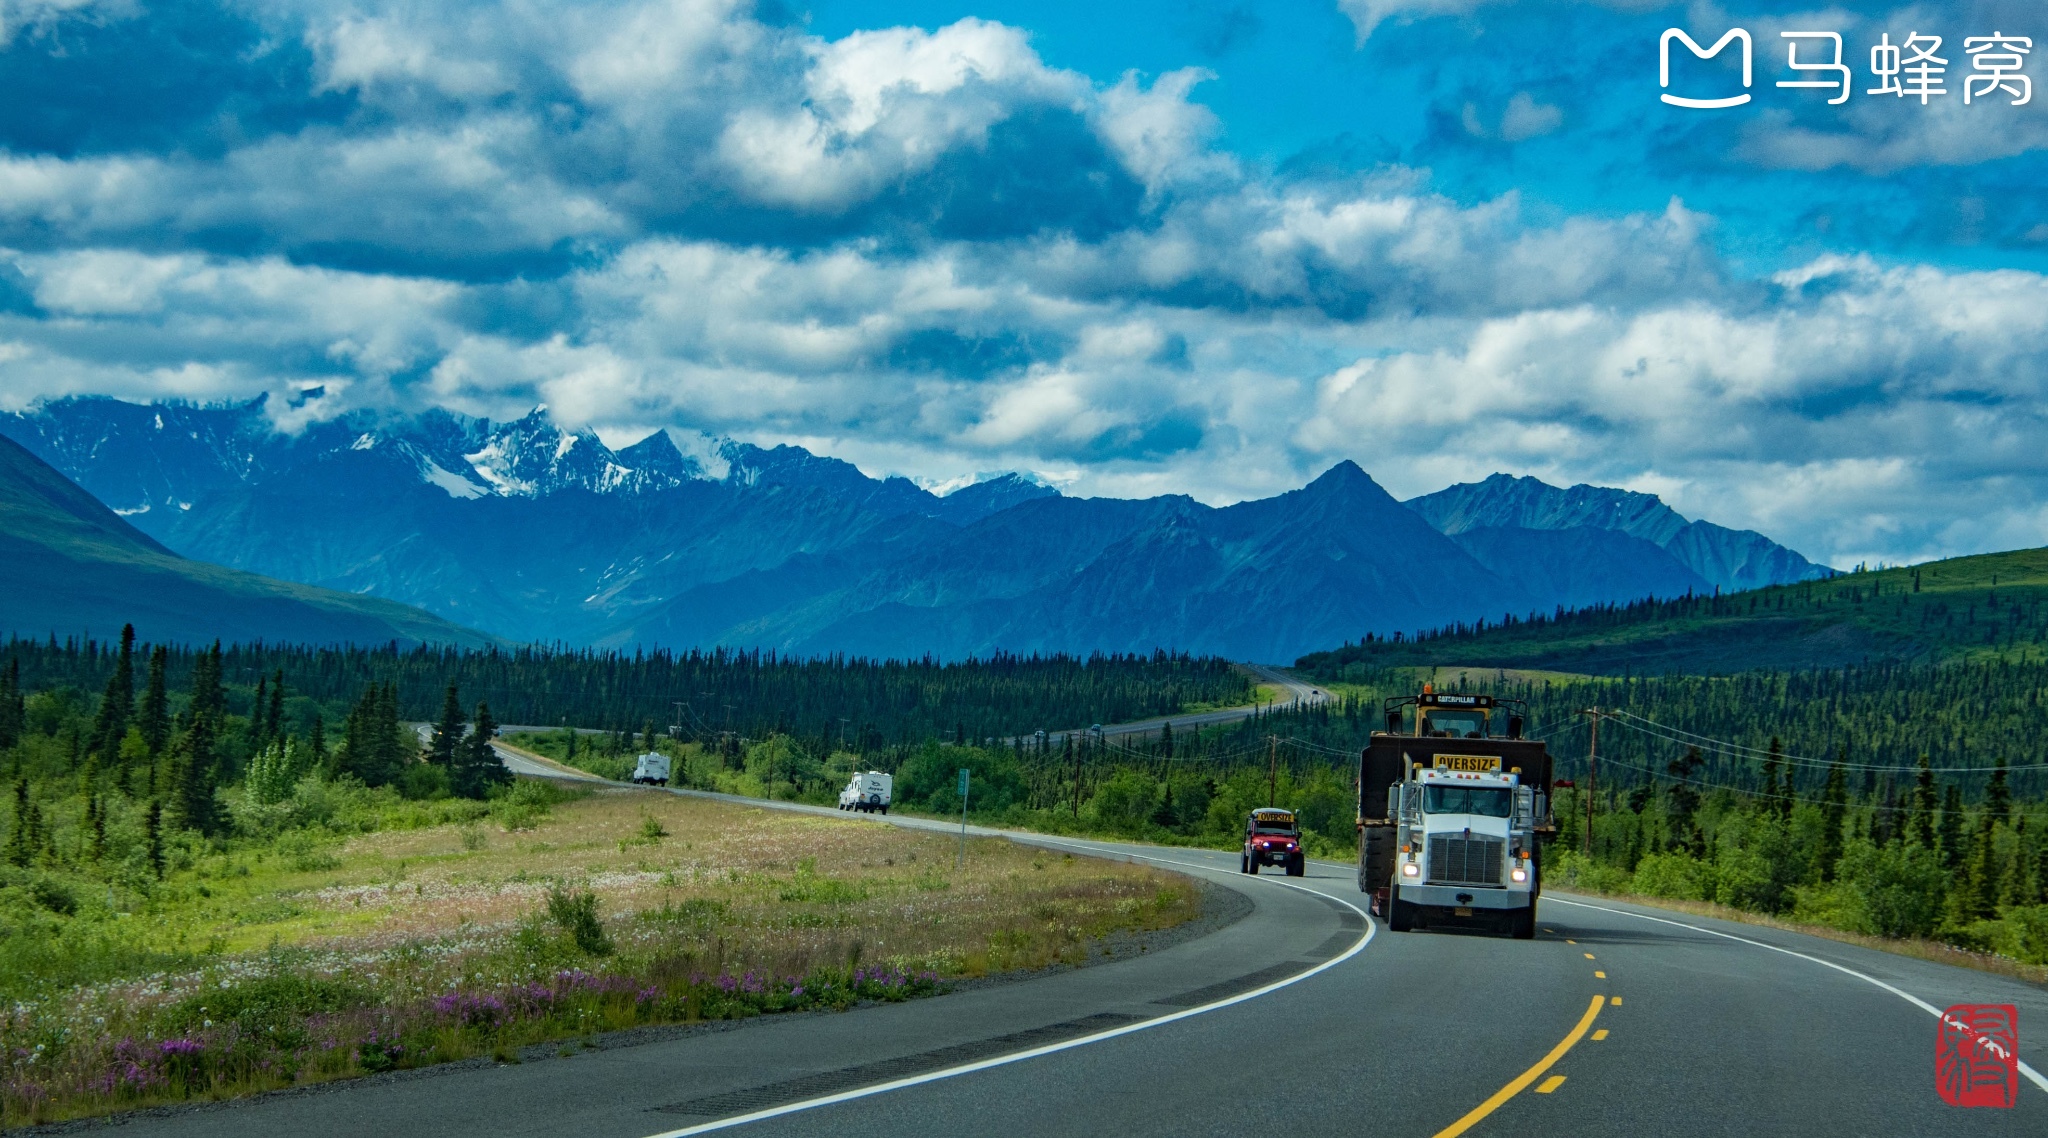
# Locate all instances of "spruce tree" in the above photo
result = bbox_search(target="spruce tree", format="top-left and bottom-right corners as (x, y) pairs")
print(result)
(1760, 738), (1785, 819)
(143, 800), (164, 879)
(1938, 784), (1965, 869)
(172, 712), (222, 836)
(0, 658), (21, 750)
(87, 624), (136, 761)
(1819, 759), (1847, 882)
(5, 779), (31, 867)
(249, 673), (269, 752)
(309, 714), (327, 771)
(453, 700), (508, 799)
(266, 670), (285, 746)
(429, 684), (465, 770)
(1909, 754), (1937, 848)
(137, 646), (170, 756)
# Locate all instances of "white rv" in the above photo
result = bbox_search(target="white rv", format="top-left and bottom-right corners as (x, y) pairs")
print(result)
(631, 752), (672, 786)
(837, 771), (892, 813)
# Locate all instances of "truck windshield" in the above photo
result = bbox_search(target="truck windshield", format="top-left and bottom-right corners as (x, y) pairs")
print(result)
(1423, 785), (1512, 817)
(1250, 815), (1296, 834)
(1420, 711), (1487, 738)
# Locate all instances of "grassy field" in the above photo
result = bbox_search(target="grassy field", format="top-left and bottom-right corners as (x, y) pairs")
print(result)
(0, 782), (1197, 1127)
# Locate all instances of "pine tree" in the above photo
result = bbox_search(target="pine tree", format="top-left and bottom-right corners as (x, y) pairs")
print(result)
(309, 714), (327, 770)
(87, 624), (135, 761)
(1160, 720), (1174, 759)
(137, 646), (170, 756)
(429, 684), (465, 770)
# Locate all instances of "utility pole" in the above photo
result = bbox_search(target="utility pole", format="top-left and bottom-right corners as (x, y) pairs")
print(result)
(957, 768), (970, 869)
(1582, 708), (1601, 857)
(1268, 734), (1278, 806)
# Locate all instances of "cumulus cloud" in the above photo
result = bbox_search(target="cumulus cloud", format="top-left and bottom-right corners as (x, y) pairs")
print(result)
(0, 0), (2045, 567)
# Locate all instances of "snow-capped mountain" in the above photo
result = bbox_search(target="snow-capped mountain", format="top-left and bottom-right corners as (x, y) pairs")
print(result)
(0, 397), (1830, 661)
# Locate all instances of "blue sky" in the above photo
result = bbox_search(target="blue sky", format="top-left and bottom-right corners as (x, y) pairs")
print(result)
(1, 0), (2045, 568)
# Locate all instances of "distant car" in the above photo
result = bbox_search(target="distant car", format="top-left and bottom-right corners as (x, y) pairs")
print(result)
(631, 752), (671, 786)
(838, 771), (892, 813)
(1242, 807), (1305, 876)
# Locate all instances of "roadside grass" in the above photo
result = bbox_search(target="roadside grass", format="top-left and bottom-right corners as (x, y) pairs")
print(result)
(0, 786), (1197, 1128)
(1543, 885), (2048, 988)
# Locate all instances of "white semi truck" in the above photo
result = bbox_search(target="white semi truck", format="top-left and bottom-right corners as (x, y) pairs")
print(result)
(838, 771), (892, 813)
(1357, 689), (1553, 939)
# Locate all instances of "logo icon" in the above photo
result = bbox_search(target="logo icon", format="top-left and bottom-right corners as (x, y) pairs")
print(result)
(1936, 1004), (2019, 1108)
(1661, 27), (1753, 108)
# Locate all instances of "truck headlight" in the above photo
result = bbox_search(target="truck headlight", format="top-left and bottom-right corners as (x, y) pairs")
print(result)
(1511, 867), (1528, 883)
(1401, 862), (1419, 877)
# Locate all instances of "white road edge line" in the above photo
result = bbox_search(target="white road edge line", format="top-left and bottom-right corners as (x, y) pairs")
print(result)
(1545, 895), (2048, 1096)
(638, 852), (1375, 1138)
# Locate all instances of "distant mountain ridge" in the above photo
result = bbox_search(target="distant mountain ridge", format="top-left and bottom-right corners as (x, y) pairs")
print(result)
(1, 398), (1830, 660)
(1404, 473), (1831, 594)
(0, 433), (492, 649)
(4, 396), (1057, 527)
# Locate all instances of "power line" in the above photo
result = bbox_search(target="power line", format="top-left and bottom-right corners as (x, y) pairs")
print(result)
(1604, 711), (2048, 773)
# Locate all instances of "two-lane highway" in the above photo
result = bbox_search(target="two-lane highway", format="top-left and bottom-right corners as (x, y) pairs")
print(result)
(100, 762), (2048, 1138)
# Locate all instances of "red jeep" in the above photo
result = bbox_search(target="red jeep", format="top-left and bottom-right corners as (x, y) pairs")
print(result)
(1241, 808), (1305, 876)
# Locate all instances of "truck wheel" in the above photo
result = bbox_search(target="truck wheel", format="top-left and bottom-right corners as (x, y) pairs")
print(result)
(1247, 856), (1259, 876)
(1511, 907), (1536, 940)
(1388, 898), (1416, 933)
(1287, 855), (1305, 877)
(880, 806), (888, 815)
(1359, 826), (1394, 895)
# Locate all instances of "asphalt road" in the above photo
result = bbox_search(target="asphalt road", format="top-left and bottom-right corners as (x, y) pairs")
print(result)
(102, 761), (2048, 1138)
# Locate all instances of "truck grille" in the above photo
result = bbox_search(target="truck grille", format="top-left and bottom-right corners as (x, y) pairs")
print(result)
(1426, 835), (1504, 886)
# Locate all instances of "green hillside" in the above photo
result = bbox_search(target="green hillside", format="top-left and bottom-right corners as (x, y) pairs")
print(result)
(1297, 547), (2048, 677)
(0, 434), (494, 649)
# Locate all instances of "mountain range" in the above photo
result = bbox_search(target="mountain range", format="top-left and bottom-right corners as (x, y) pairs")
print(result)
(0, 431), (492, 649)
(0, 397), (1832, 660)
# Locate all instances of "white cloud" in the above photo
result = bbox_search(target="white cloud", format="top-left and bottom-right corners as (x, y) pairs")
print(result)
(1, 0), (2046, 569)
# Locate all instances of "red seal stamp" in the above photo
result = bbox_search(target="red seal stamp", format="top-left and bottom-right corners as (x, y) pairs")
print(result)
(1936, 1004), (2018, 1108)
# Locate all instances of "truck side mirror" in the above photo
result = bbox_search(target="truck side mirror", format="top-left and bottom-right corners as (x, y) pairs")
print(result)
(1507, 715), (1524, 740)
(1385, 711), (1402, 734)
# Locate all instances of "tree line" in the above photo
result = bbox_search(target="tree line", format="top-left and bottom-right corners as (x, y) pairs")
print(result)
(5, 634), (1250, 747)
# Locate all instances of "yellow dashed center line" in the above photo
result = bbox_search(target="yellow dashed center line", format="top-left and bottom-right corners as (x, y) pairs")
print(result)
(1429, 995), (1605, 1138)
(1535, 1075), (1568, 1094)
(1593, 1029), (1609, 1041)
(1611, 996), (1623, 1006)
(1583, 953), (1595, 960)
(1594, 970), (1606, 979)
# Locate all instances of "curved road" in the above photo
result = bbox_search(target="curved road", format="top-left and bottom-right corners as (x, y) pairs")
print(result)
(109, 754), (2048, 1137)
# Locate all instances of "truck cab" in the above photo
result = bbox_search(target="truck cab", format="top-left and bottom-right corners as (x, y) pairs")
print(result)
(1356, 689), (1551, 939)
(838, 771), (892, 813)
(1241, 807), (1305, 876)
